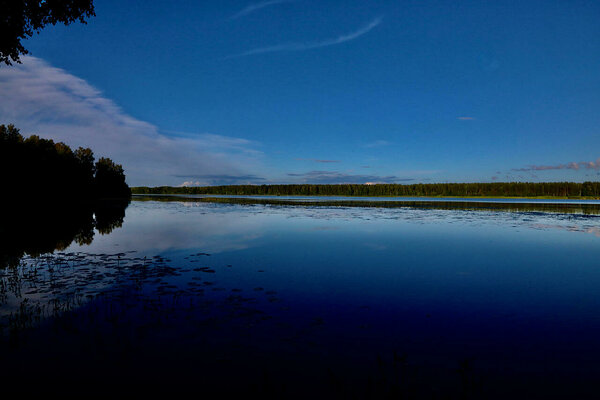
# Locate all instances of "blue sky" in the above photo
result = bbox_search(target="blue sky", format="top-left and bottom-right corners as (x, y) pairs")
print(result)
(1, 0), (599, 186)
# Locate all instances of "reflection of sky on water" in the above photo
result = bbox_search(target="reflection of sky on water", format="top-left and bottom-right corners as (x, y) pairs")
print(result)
(71, 200), (600, 256)
(4, 200), (600, 396)
(71, 201), (270, 254)
(530, 223), (600, 237)
(64, 200), (600, 324)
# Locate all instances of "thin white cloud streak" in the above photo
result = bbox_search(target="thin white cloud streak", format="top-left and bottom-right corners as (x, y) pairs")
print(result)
(228, 16), (382, 58)
(0, 56), (265, 186)
(230, 0), (295, 20)
(162, 130), (262, 156)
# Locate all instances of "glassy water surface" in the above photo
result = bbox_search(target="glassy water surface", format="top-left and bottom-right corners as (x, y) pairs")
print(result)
(2, 199), (600, 398)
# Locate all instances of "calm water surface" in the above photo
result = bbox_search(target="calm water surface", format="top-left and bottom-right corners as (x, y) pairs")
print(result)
(2, 199), (600, 398)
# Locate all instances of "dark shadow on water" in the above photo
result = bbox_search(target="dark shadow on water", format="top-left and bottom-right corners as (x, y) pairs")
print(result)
(2, 249), (599, 398)
(0, 198), (130, 269)
(0, 250), (493, 398)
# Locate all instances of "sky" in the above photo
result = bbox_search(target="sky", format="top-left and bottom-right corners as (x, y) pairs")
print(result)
(0, 0), (599, 186)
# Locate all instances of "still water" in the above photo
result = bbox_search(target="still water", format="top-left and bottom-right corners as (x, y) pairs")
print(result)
(2, 198), (600, 398)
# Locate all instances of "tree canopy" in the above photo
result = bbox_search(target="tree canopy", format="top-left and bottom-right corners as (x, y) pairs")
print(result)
(133, 181), (600, 199)
(0, 123), (130, 199)
(1, 0), (95, 65)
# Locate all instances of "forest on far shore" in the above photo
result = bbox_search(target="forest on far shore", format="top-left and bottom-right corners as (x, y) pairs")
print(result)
(1, 124), (130, 201)
(133, 181), (600, 199)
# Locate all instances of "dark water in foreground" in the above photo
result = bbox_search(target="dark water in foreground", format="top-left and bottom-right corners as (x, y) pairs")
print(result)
(2, 199), (600, 398)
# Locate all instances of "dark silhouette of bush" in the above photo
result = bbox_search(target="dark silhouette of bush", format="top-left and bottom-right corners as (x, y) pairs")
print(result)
(0, 124), (130, 200)
(1, 0), (95, 65)
(94, 157), (131, 199)
(0, 198), (130, 269)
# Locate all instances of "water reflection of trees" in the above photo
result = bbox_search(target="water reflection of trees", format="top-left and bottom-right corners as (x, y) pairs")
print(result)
(0, 199), (130, 269)
(133, 195), (600, 215)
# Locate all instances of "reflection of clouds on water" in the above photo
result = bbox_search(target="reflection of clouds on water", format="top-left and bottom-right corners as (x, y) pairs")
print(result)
(63, 201), (600, 259)
(68, 201), (268, 255)
(585, 227), (600, 237)
(4, 198), (600, 396)
(530, 224), (600, 237)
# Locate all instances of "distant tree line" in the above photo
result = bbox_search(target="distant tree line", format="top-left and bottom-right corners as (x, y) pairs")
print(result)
(133, 181), (600, 198)
(0, 124), (130, 199)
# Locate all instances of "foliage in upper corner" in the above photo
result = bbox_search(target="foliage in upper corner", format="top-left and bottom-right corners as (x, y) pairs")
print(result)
(0, 0), (95, 65)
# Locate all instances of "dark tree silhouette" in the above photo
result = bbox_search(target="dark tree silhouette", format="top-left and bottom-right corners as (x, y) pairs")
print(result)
(1, 0), (95, 65)
(0, 123), (131, 199)
(0, 123), (131, 268)
(0, 198), (130, 269)
(94, 157), (130, 199)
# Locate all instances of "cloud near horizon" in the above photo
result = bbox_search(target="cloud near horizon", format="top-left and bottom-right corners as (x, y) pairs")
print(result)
(0, 57), (265, 186)
(513, 158), (600, 172)
(287, 170), (413, 184)
(175, 174), (267, 186)
(228, 16), (382, 58)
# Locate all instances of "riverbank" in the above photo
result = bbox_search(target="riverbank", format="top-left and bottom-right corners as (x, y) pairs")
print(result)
(132, 192), (600, 200)
(132, 194), (600, 214)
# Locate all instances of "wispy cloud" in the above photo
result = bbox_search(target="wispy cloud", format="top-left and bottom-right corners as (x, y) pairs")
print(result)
(228, 16), (382, 58)
(163, 130), (262, 155)
(513, 158), (600, 172)
(175, 174), (266, 186)
(457, 116), (475, 120)
(230, 0), (295, 20)
(287, 170), (412, 184)
(179, 181), (202, 187)
(0, 56), (264, 186)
